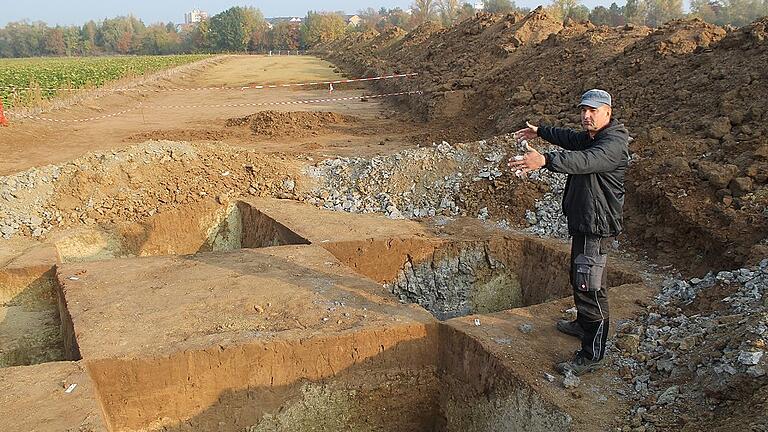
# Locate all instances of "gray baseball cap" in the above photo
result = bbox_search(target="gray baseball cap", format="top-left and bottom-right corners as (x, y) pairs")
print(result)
(579, 89), (612, 108)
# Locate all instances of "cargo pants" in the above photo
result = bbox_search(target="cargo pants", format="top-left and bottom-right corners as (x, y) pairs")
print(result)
(570, 233), (611, 361)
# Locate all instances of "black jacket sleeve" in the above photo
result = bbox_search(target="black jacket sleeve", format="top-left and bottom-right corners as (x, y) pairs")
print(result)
(546, 139), (625, 175)
(538, 125), (590, 151)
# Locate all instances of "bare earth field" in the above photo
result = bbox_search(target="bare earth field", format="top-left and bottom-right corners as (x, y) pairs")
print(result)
(0, 55), (426, 175)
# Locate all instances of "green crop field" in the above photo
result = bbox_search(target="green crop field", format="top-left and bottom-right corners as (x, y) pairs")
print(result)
(0, 54), (210, 109)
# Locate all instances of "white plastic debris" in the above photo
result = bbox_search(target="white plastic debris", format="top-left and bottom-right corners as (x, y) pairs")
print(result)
(64, 383), (77, 393)
(473, 318), (481, 326)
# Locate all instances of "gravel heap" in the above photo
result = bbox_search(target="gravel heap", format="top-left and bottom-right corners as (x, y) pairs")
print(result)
(0, 166), (61, 239)
(610, 258), (768, 431)
(304, 137), (567, 235)
(305, 140), (484, 220)
(1, 137), (569, 241)
(523, 166), (568, 239)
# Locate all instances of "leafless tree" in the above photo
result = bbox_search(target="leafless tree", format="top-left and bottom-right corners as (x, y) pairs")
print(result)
(411, 0), (438, 24)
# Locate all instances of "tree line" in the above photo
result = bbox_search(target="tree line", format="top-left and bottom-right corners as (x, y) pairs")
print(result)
(1, 1), (766, 58)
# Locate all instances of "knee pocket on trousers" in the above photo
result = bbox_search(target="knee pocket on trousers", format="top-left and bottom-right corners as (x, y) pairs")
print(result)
(574, 253), (607, 292)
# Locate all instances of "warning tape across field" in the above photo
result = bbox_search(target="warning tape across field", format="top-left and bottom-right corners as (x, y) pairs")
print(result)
(6, 91), (423, 123)
(0, 73), (418, 93)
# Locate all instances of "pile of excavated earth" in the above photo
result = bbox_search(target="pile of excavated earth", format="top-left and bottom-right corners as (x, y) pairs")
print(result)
(319, 8), (768, 274)
(1, 8), (767, 432)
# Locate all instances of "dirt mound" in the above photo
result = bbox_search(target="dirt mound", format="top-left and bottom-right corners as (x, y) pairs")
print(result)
(225, 111), (356, 138)
(320, 10), (768, 272)
(625, 18), (726, 56)
(0, 141), (311, 239)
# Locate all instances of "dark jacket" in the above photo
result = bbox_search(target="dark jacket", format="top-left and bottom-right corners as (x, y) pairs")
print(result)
(539, 119), (629, 237)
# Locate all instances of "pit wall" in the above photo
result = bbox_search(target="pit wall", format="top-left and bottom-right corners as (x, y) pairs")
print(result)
(85, 323), (440, 432)
(323, 236), (641, 319)
(438, 324), (572, 431)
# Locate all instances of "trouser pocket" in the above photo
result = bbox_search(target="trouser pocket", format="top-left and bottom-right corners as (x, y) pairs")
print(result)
(574, 253), (607, 292)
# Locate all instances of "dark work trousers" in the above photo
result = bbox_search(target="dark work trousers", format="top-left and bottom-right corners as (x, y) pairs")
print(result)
(570, 233), (611, 361)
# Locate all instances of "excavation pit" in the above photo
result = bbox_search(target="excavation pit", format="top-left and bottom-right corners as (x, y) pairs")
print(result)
(5, 198), (647, 431)
(325, 236), (641, 320)
(52, 200), (310, 263)
(0, 243), (67, 367)
(54, 244), (582, 431)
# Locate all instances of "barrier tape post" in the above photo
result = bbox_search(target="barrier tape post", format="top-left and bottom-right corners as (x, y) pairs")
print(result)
(0, 98), (8, 126)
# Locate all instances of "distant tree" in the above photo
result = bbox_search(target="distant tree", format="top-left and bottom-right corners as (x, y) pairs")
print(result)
(608, 2), (626, 25)
(590, 6), (611, 24)
(549, 0), (589, 22)
(484, 0), (517, 12)
(247, 12), (271, 51)
(97, 16), (144, 54)
(358, 7), (383, 30)
(719, 0), (768, 26)
(81, 21), (97, 54)
(269, 22), (301, 50)
(209, 6), (265, 52)
(411, 0), (439, 24)
(690, 0), (722, 23)
(438, 0), (462, 25)
(300, 12), (346, 47)
(381, 8), (413, 30)
(624, 0), (649, 25)
(458, 2), (478, 20)
(646, 0), (684, 26)
(3, 21), (46, 57)
(139, 23), (181, 55)
(43, 27), (66, 55)
(61, 27), (82, 55)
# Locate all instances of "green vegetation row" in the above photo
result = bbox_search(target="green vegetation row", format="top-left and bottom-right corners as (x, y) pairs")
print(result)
(0, 54), (209, 109)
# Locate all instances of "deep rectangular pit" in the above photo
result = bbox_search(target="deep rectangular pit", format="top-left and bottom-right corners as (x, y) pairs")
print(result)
(54, 200), (309, 262)
(0, 256), (68, 367)
(323, 236), (641, 320)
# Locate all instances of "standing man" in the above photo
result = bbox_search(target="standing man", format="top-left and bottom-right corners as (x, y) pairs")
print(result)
(509, 89), (629, 375)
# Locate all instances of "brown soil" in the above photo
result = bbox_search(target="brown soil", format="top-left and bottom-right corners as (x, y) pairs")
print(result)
(226, 110), (357, 138)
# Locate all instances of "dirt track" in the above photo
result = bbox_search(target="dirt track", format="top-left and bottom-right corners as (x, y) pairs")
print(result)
(0, 55), (427, 175)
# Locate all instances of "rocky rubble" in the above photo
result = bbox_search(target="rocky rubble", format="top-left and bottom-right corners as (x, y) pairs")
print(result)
(0, 166), (60, 239)
(304, 136), (568, 236)
(611, 258), (768, 431)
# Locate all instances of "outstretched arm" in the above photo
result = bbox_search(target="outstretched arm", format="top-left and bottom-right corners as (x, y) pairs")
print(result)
(537, 125), (590, 151)
(545, 141), (625, 175)
(513, 121), (590, 151)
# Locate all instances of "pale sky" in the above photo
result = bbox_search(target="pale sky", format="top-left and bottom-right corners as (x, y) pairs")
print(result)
(0, 0), (638, 27)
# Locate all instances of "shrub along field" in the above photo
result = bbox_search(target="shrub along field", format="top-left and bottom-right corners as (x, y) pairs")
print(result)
(0, 54), (209, 108)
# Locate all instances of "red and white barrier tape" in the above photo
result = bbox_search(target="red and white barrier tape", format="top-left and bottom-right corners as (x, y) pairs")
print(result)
(7, 91), (422, 123)
(0, 73), (418, 93)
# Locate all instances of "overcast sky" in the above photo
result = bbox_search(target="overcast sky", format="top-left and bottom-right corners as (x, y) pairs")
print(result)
(0, 0), (642, 27)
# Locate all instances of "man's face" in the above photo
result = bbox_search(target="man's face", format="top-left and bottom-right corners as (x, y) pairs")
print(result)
(581, 105), (612, 133)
